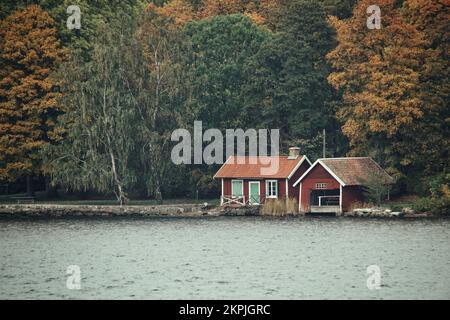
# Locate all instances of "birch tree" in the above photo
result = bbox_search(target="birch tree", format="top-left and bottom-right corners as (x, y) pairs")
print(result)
(129, 6), (189, 200)
(46, 23), (138, 205)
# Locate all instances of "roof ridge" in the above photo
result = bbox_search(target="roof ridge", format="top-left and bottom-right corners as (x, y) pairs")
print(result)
(320, 157), (371, 160)
(230, 155), (299, 158)
(214, 155), (305, 179)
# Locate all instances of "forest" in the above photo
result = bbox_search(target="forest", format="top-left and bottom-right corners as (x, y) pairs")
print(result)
(0, 0), (448, 212)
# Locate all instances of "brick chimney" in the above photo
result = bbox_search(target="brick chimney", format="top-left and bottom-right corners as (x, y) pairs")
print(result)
(288, 147), (300, 159)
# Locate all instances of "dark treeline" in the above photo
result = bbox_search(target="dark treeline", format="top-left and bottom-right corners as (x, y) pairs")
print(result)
(0, 0), (448, 206)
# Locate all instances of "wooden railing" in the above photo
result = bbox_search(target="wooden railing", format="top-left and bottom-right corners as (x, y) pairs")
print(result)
(318, 195), (340, 206)
(221, 195), (246, 206)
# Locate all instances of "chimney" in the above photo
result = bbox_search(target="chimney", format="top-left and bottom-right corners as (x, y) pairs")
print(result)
(288, 147), (300, 159)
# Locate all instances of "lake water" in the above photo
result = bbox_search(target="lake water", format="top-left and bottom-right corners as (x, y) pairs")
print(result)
(0, 216), (449, 299)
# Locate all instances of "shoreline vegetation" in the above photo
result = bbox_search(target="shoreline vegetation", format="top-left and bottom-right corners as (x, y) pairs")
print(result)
(0, 201), (439, 219)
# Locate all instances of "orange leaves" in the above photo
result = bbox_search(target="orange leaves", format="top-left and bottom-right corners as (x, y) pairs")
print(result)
(155, 0), (281, 29)
(151, 0), (197, 28)
(327, 0), (430, 142)
(327, 0), (448, 174)
(0, 5), (67, 180)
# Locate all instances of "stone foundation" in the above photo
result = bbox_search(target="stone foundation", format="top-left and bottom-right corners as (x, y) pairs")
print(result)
(0, 204), (212, 218)
(219, 205), (261, 216)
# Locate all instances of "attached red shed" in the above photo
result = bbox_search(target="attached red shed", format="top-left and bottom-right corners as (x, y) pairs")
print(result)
(293, 157), (393, 214)
(214, 148), (311, 206)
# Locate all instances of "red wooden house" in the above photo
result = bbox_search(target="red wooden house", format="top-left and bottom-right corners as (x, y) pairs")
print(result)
(214, 147), (311, 206)
(293, 157), (393, 214)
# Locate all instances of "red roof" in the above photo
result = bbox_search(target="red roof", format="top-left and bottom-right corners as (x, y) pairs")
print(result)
(214, 155), (307, 179)
(295, 157), (393, 186)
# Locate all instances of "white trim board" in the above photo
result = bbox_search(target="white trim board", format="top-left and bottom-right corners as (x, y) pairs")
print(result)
(285, 178), (289, 200)
(293, 159), (346, 187)
(287, 155), (311, 180)
(298, 182), (302, 212)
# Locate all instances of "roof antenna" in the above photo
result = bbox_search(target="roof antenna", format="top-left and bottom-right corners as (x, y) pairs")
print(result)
(323, 129), (326, 159)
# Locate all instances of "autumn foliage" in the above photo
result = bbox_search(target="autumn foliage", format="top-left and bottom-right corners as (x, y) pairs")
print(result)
(0, 5), (67, 181)
(326, 0), (449, 179)
(154, 0), (283, 28)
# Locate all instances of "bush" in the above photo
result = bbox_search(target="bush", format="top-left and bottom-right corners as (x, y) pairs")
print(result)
(348, 201), (373, 212)
(411, 173), (450, 215)
(412, 196), (450, 216)
(389, 204), (403, 212)
(286, 197), (299, 214)
(262, 198), (299, 216)
(426, 173), (450, 198)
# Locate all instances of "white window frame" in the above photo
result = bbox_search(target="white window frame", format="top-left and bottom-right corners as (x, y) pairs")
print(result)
(266, 180), (278, 198)
(315, 183), (327, 190)
(231, 179), (244, 198)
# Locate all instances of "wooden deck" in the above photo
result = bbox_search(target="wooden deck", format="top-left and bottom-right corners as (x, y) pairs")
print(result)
(310, 205), (341, 213)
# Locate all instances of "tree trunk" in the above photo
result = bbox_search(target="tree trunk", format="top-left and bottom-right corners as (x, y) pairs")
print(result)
(44, 176), (57, 199)
(109, 150), (128, 206)
(155, 178), (162, 204)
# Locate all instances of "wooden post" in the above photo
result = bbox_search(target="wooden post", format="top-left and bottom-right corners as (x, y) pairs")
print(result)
(323, 129), (326, 158)
(285, 179), (289, 205)
(299, 182), (302, 213)
(220, 179), (224, 206)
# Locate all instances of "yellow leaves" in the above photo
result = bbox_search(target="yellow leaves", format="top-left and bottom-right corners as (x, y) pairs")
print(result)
(442, 184), (450, 198)
(244, 12), (265, 27)
(155, 0), (196, 28)
(327, 0), (434, 144)
(341, 118), (360, 142)
(0, 4), (66, 180)
(400, 158), (413, 166)
(154, 0), (281, 30)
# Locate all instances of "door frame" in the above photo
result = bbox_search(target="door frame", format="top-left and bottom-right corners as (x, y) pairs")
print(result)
(248, 181), (261, 205)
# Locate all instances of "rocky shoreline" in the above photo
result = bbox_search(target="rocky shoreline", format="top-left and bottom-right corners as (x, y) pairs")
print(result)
(0, 204), (215, 218)
(0, 203), (435, 218)
(343, 207), (433, 218)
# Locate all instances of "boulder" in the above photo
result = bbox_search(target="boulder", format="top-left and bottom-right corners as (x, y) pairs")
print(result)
(402, 207), (415, 215)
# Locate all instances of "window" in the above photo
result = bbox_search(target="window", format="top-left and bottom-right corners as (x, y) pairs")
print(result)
(266, 180), (278, 198)
(231, 180), (243, 198)
(315, 183), (327, 190)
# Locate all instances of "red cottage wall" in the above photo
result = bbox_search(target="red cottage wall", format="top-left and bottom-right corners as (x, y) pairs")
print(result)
(221, 179), (250, 199)
(223, 179), (231, 196)
(288, 161), (310, 200)
(299, 164), (341, 212)
(277, 179), (284, 199)
(342, 186), (364, 212)
(222, 178), (288, 201)
(220, 158), (310, 203)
